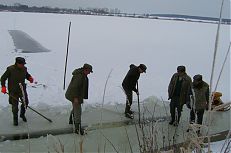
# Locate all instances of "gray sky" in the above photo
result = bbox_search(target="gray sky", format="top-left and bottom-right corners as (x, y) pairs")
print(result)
(0, 0), (230, 18)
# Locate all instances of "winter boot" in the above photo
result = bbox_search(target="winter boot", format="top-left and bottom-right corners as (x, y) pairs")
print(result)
(169, 118), (175, 125)
(169, 112), (175, 125)
(125, 112), (134, 119)
(172, 114), (180, 126)
(20, 114), (27, 122)
(75, 123), (85, 135)
(173, 121), (179, 126)
(13, 115), (18, 126)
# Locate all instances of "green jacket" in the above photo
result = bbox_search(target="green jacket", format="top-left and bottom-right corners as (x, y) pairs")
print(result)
(168, 72), (192, 105)
(1, 64), (31, 95)
(65, 68), (89, 103)
(192, 81), (209, 110)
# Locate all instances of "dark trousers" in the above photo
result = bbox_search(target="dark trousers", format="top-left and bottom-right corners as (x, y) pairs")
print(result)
(190, 109), (204, 125)
(123, 87), (133, 114)
(71, 102), (82, 125)
(170, 96), (183, 122)
(9, 91), (29, 119)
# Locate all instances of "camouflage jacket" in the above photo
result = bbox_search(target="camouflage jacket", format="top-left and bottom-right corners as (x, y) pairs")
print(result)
(192, 81), (209, 110)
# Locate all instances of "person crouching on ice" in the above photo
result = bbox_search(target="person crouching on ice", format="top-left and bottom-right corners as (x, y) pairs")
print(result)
(1, 57), (34, 126)
(65, 63), (93, 135)
(122, 64), (147, 119)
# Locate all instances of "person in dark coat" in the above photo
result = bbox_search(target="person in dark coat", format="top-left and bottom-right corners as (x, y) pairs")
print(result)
(65, 63), (93, 135)
(189, 74), (209, 126)
(168, 65), (192, 126)
(1, 57), (34, 126)
(122, 64), (147, 119)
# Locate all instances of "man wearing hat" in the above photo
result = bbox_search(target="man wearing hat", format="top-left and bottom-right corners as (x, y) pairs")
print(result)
(1, 57), (34, 126)
(65, 63), (93, 135)
(168, 65), (192, 126)
(189, 74), (209, 128)
(122, 64), (147, 119)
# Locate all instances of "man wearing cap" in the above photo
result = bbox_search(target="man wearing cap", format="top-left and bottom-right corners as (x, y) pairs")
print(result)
(168, 65), (192, 126)
(1, 57), (34, 126)
(65, 63), (93, 135)
(189, 74), (209, 129)
(122, 64), (147, 119)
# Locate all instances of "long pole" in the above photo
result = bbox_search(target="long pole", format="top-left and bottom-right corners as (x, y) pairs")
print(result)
(63, 21), (72, 90)
(208, 0), (225, 152)
(214, 42), (231, 91)
(6, 92), (52, 122)
(137, 82), (141, 126)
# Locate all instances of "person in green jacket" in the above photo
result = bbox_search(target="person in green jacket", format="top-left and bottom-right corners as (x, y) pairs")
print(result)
(1, 57), (34, 126)
(168, 65), (192, 126)
(65, 63), (93, 135)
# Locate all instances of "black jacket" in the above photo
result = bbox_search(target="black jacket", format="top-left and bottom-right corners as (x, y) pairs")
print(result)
(122, 65), (139, 92)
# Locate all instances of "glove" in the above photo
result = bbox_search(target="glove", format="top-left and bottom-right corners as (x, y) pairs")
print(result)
(133, 88), (138, 93)
(25, 103), (28, 109)
(136, 91), (139, 95)
(29, 76), (34, 83)
(1, 86), (7, 94)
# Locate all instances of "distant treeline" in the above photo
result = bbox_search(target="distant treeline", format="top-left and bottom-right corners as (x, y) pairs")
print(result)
(0, 3), (121, 14)
(0, 3), (230, 25)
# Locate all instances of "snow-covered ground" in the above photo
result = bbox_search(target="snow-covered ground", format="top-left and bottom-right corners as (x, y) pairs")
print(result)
(0, 12), (230, 152)
(0, 12), (230, 108)
(202, 138), (231, 153)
